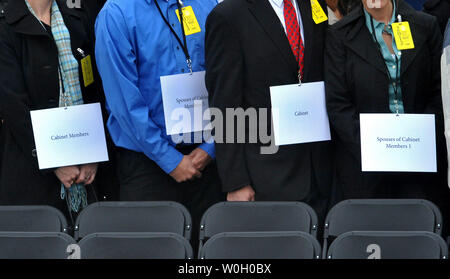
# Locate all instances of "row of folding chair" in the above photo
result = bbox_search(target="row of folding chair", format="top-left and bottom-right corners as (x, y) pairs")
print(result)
(0, 230), (447, 259)
(0, 232), (192, 259)
(0, 199), (447, 258)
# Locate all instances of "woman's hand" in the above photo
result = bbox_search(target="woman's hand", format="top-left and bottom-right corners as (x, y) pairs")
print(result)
(76, 163), (99, 185)
(55, 166), (80, 188)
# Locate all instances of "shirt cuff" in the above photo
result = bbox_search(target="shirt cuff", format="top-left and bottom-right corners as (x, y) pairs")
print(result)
(150, 146), (184, 174)
(198, 142), (215, 159)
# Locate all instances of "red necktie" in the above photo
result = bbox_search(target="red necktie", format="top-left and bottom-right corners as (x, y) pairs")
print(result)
(283, 0), (304, 80)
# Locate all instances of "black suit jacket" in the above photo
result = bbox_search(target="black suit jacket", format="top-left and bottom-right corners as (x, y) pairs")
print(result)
(205, 0), (333, 201)
(325, 1), (446, 198)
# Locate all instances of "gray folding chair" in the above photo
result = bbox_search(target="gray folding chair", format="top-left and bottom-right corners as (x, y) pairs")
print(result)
(199, 231), (321, 259)
(326, 231), (448, 259)
(74, 201), (192, 240)
(0, 232), (76, 259)
(0, 205), (69, 233)
(79, 232), (193, 259)
(200, 202), (318, 249)
(323, 199), (442, 256)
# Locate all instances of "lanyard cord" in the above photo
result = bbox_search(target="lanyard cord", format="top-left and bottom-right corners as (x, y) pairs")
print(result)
(369, 14), (401, 114)
(154, 0), (193, 73)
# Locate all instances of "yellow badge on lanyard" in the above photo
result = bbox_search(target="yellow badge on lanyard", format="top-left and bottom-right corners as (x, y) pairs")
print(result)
(391, 22), (415, 50)
(311, 0), (328, 24)
(175, 6), (201, 36)
(81, 55), (94, 87)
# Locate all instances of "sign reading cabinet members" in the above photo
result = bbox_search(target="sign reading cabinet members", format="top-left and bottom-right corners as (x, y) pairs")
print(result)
(270, 81), (331, 146)
(30, 103), (109, 170)
(160, 71), (211, 135)
(360, 113), (436, 172)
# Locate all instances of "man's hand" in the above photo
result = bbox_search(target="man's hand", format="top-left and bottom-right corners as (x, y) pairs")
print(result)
(76, 163), (99, 185)
(227, 185), (255, 201)
(188, 148), (212, 171)
(170, 156), (202, 183)
(55, 166), (81, 189)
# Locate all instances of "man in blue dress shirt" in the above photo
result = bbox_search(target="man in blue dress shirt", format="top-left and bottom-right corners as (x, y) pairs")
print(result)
(95, 0), (223, 246)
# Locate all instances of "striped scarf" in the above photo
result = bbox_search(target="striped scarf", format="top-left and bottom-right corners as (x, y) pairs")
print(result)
(25, 0), (87, 213)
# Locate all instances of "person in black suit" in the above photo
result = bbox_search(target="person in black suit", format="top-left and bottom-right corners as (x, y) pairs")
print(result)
(325, 0), (449, 234)
(205, 0), (334, 224)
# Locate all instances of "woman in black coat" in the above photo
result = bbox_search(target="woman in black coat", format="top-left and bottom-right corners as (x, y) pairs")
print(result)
(0, 0), (104, 217)
(325, 0), (448, 205)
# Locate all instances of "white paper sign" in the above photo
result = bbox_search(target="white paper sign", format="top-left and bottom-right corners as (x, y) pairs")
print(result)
(360, 113), (436, 172)
(160, 71), (211, 135)
(270, 81), (331, 146)
(30, 103), (109, 169)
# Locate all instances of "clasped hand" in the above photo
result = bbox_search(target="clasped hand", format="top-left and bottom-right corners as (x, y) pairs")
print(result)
(169, 148), (212, 183)
(54, 163), (98, 188)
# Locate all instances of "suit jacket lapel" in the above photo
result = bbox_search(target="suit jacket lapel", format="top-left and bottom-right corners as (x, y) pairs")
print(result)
(297, 0), (315, 80)
(398, 1), (426, 75)
(247, 0), (299, 74)
(345, 8), (387, 75)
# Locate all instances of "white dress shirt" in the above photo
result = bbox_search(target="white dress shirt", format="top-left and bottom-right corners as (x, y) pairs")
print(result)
(268, 0), (305, 44)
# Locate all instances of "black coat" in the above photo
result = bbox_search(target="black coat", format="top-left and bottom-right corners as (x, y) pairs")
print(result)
(0, 0), (103, 211)
(205, 0), (334, 201)
(325, 1), (446, 199)
(423, 0), (450, 35)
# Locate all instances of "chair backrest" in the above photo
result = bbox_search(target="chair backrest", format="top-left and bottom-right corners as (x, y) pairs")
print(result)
(199, 231), (322, 259)
(326, 231), (448, 259)
(200, 202), (319, 244)
(0, 205), (69, 233)
(74, 201), (192, 240)
(0, 232), (76, 259)
(78, 232), (193, 259)
(324, 199), (442, 239)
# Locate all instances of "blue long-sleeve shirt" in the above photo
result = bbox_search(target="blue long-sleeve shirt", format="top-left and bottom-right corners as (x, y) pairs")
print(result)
(95, 0), (217, 174)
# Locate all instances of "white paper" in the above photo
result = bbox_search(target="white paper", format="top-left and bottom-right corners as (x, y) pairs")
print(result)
(30, 103), (109, 169)
(160, 71), (211, 135)
(360, 113), (436, 172)
(270, 81), (331, 146)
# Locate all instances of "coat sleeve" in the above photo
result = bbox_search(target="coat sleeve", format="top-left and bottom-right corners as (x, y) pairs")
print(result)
(324, 26), (361, 162)
(0, 25), (41, 169)
(424, 17), (444, 115)
(205, 9), (251, 192)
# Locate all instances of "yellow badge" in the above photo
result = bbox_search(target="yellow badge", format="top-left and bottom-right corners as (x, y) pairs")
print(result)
(311, 0), (328, 24)
(391, 22), (415, 50)
(81, 55), (94, 87)
(175, 6), (201, 36)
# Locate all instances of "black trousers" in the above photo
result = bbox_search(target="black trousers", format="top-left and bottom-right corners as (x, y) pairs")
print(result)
(116, 146), (224, 253)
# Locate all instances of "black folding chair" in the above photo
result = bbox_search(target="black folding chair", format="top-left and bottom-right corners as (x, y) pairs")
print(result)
(199, 201), (318, 250)
(78, 232), (193, 259)
(199, 231), (321, 259)
(0, 232), (76, 259)
(0, 205), (69, 233)
(323, 199), (442, 256)
(326, 231), (448, 259)
(74, 201), (192, 240)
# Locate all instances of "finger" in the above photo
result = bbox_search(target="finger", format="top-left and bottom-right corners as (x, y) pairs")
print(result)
(86, 172), (97, 185)
(63, 180), (72, 189)
(76, 171), (86, 184)
(194, 169), (202, 179)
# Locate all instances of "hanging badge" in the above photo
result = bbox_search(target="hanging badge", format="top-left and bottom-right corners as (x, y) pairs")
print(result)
(81, 55), (94, 87)
(175, 6), (201, 36)
(391, 22), (414, 50)
(311, 0), (328, 24)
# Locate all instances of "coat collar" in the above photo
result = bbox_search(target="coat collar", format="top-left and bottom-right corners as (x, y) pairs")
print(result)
(341, 0), (425, 75)
(5, 0), (81, 36)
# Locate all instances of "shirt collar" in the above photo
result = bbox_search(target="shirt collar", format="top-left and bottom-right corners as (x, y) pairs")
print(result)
(364, 0), (397, 31)
(270, 0), (285, 8)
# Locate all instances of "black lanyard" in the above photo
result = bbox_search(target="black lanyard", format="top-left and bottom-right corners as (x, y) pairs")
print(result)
(154, 0), (193, 73)
(369, 14), (402, 114)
